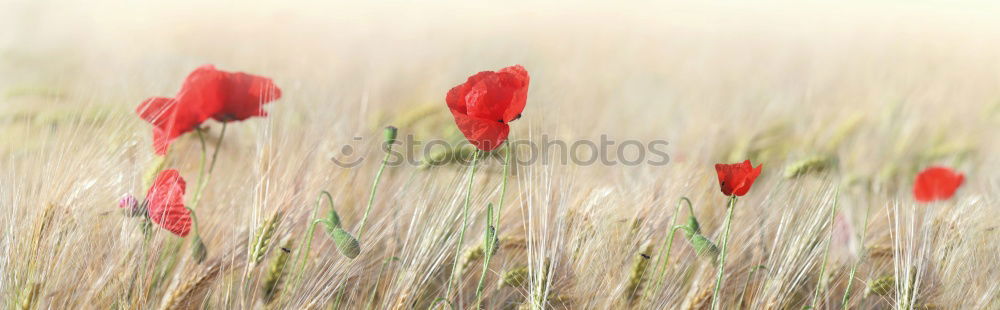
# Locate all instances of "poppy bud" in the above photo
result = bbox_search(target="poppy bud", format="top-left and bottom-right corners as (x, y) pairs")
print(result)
(327, 227), (360, 259)
(681, 228), (720, 264)
(191, 235), (208, 263)
(384, 126), (398, 145)
(119, 194), (143, 217)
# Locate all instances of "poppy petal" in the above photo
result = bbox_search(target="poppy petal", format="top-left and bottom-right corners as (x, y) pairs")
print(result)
(913, 166), (964, 203)
(136, 97), (204, 155)
(734, 161), (762, 196)
(498, 65), (530, 122)
(715, 160), (762, 197)
(446, 65), (529, 151)
(213, 70), (282, 121)
(451, 113), (510, 151)
(145, 169), (191, 237)
(446, 71), (494, 116)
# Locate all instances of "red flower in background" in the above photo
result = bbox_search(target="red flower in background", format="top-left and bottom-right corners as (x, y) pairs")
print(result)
(136, 65), (282, 154)
(145, 169), (192, 237)
(714, 160), (762, 197)
(913, 166), (964, 203)
(446, 65), (529, 151)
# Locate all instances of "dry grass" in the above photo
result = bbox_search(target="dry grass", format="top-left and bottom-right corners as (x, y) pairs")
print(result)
(2, 1), (999, 309)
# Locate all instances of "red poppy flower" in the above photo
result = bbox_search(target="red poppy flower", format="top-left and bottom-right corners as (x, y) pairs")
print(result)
(136, 65), (282, 154)
(714, 160), (763, 197)
(446, 65), (529, 151)
(913, 166), (964, 203)
(145, 169), (192, 237)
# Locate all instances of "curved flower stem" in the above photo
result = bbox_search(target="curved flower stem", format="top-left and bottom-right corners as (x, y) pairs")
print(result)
(185, 207), (202, 238)
(445, 150), (481, 301)
(651, 197), (694, 297)
(292, 191), (335, 292)
(474, 142), (512, 307)
(355, 141), (394, 240)
(711, 195), (738, 310)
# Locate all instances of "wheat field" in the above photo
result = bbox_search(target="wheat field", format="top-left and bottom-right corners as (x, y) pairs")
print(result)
(2, 1), (999, 309)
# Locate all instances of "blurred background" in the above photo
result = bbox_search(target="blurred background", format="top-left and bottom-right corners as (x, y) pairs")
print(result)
(1, 1), (999, 308)
(3, 1), (1000, 166)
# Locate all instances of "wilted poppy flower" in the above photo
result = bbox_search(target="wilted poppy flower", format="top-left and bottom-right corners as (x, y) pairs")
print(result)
(136, 65), (282, 154)
(913, 166), (964, 203)
(446, 65), (529, 151)
(714, 160), (763, 197)
(145, 169), (192, 237)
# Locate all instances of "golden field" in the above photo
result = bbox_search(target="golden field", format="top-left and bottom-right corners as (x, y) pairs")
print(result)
(1, 1), (999, 309)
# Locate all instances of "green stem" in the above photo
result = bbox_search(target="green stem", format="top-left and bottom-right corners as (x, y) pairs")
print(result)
(811, 185), (841, 307)
(493, 142), (512, 228)
(711, 196), (738, 310)
(445, 150), (481, 301)
(474, 142), (512, 307)
(651, 197), (694, 298)
(185, 207), (202, 238)
(293, 191), (334, 292)
(355, 143), (394, 240)
(190, 123), (227, 210)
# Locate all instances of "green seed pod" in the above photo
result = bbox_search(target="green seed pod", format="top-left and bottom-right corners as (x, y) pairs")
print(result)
(328, 227), (360, 259)
(500, 265), (530, 288)
(685, 232), (720, 262)
(384, 126), (398, 145)
(191, 235), (208, 263)
(868, 275), (895, 297)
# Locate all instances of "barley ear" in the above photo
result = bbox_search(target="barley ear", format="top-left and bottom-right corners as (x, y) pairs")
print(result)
(251, 211), (284, 265)
(531, 259), (552, 309)
(500, 265), (530, 288)
(458, 244), (484, 277)
(262, 239), (294, 304)
(625, 242), (654, 303)
(783, 155), (835, 179)
(867, 275), (895, 297)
